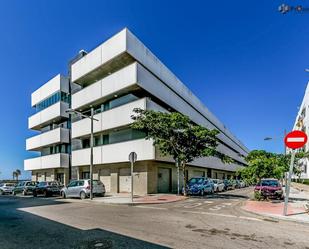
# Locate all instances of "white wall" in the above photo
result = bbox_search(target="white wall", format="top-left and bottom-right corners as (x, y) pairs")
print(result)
(24, 153), (69, 171)
(31, 74), (69, 107)
(26, 127), (69, 151)
(28, 102), (69, 130)
(72, 63), (137, 110)
(72, 139), (155, 166)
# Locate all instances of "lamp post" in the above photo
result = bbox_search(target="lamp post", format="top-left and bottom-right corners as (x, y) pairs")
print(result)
(66, 107), (98, 200)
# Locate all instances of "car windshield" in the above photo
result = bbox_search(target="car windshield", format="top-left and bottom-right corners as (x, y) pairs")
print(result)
(6, 183), (15, 187)
(26, 182), (36, 186)
(38, 182), (47, 186)
(188, 178), (204, 185)
(261, 180), (279, 187)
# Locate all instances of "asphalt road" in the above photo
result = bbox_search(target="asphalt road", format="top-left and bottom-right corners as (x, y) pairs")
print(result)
(1, 188), (309, 249)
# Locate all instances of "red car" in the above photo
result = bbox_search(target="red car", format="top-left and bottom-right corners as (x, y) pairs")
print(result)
(254, 178), (284, 200)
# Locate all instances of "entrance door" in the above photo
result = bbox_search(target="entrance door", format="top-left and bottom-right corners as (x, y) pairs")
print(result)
(119, 168), (131, 193)
(158, 168), (171, 193)
(56, 173), (64, 184)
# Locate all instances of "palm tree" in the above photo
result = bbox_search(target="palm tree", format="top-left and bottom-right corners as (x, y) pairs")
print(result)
(12, 171), (17, 180)
(15, 169), (21, 181)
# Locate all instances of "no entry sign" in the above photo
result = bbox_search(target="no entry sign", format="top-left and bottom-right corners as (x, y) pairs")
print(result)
(284, 130), (308, 149)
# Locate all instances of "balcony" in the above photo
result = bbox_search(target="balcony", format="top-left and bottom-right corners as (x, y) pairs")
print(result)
(26, 127), (70, 151)
(72, 62), (138, 110)
(71, 98), (166, 139)
(72, 139), (155, 166)
(28, 102), (69, 130)
(24, 153), (69, 171)
(31, 74), (69, 107)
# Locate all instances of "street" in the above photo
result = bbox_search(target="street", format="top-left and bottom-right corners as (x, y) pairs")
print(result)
(1, 188), (309, 249)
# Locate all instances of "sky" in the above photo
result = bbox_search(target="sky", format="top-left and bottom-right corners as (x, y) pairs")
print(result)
(0, 0), (308, 179)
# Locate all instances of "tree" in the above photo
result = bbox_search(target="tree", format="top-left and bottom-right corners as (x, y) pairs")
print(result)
(15, 169), (21, 181)
(238, 150), (309, 185)
(131, 108), (231, 195)
(12, 171), (17, 180)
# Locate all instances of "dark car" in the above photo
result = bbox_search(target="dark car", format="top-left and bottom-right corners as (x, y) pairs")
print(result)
(12, 181), (36, 196)
(33, 181), (62, 197)
(223, 179), (233, 190)
(254, 179), (284, 200)
(184, 177), (214, 196)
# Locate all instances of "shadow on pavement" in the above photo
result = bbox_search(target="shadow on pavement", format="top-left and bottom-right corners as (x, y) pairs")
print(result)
(190, 192), (249, 200)
(0, 196), (170, 249)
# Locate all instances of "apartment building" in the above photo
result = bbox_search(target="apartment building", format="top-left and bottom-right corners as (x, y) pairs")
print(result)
(291, 82), (309, 179)
(24, 28), (249, 194)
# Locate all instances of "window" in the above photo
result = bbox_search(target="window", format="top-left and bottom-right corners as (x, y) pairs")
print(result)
(34, 91), (70, 112)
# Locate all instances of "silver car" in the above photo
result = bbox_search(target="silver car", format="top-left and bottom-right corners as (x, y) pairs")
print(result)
(60, 179), (105, 199)
(0, 183), (15, 195)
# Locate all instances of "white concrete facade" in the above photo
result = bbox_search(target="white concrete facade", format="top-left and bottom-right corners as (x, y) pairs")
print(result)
(25, 28), (249, 193)
(24, 75), (71, 184)
(292, 82), (309, 179)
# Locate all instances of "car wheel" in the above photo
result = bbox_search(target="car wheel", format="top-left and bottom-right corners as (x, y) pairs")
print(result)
(33, 192), (37, 197)
(200, 189), (205, 196)
(12, 191), (16, 196)
(80, 191), (87, 200)
(61, 191), (66, 199)
(22, 190), (27, 196)
(44, 190), (48, 198)
(0, 190), (4, 195)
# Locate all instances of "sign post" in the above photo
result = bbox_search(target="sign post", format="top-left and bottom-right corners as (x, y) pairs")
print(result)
(129, 152), (137, 204)
(283, 130), (307, 216)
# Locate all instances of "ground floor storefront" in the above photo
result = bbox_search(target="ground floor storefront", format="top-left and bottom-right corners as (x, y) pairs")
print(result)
(72, 161), (236, 195)
(30, 161), (236, 195)
(31, 168), (69, 186)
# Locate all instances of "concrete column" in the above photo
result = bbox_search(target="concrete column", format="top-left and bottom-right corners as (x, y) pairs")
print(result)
(110, 168), (119, 193)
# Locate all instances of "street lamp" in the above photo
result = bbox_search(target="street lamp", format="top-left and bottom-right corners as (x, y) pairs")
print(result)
(66, 107), (99, 200)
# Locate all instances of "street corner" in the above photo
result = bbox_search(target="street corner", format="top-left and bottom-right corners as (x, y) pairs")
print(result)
(133, 194), (188, 205)
(241, 199), (309, 223)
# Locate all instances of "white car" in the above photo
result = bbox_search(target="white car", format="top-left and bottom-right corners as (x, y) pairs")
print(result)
(0, 183), (15, 195)
(212, 179), (225, 192)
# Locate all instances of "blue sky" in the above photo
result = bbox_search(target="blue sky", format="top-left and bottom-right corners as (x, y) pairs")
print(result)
(0, 0), (308, 179)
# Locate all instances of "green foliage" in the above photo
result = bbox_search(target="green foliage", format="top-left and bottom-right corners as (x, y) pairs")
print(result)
(254, 190), (264, 201)
(131, 108), (222, 163)
(238, 150), (309, 185)
(131, 108), (230, 195)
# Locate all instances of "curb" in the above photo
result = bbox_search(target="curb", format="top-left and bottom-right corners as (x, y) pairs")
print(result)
(240, 201), (309, 226)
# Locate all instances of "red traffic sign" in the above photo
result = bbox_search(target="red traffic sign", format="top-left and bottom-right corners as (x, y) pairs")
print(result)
(284, 130), (308, 149)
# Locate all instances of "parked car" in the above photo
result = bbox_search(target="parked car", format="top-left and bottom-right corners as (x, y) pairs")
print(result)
(254, 178), (284, 200)
(239, 180), (246, 188)
(223, 179), (233, 190)
(183, 177), (214, 196)
(212, 179), (225, 192)
(60, 179), (105, 199)
(12, 181), (36, 195)
(33, 181), (62, 197)
(0, 183), (15, 195)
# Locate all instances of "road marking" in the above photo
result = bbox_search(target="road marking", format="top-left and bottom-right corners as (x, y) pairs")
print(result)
(204, 201), (214, 204)
(135, 206), (167, 210)
(222, 203), (232, 206)
(182, 210), (263, 222)
(184, 203), (203, 208)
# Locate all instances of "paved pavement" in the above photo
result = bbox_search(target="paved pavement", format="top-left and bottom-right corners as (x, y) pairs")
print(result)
(1, 188), (309, 249)
(242, 186), (309, 224)
(83, 193), (187, 205)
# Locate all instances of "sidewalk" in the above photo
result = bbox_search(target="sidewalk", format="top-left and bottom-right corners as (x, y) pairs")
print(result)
(89, 193), (187, 205)
(242, 186), (309, 224)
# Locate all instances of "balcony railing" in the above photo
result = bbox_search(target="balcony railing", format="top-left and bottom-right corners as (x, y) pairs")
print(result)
(24, 153), (69, 171)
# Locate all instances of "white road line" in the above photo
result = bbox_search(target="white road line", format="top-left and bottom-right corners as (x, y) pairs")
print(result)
(204, 201), (214, 204)
(183, 203), (202, 208)
(182, 210), (263, 222)
(135, 206), (167, 210)
(222, 203), (232, 206)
